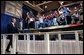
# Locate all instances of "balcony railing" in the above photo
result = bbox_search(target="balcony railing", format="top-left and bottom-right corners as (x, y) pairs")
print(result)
(1, 30), (83, 54)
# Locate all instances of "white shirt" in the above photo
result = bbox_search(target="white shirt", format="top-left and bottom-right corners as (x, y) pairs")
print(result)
(53, 18), (57, 21)
(73, 13), (79, 18)
(12, 22), (15, 27)
(60, 14), (65, 19)
(30, 18), (34, 22)
(39, 17), (43, 23)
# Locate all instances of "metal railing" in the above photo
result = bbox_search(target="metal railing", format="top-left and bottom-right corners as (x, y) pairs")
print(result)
(1, 30), (83, 54)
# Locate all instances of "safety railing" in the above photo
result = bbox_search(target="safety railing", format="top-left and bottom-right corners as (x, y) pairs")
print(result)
(1, 30), (83, 54)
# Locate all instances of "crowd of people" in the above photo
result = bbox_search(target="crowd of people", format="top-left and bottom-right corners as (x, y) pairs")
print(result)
(22, 6), (83, 29)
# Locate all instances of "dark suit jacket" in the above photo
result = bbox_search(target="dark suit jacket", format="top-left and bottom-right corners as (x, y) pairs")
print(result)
(7, 22), (19, 34)
(7, 22), (19, 39)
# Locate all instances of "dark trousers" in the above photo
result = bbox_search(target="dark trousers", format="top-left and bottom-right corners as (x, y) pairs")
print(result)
(66, 16), (72, 24)
(60, 18), (66, 25)
(39, 23), (44, 28)
(29, 21), (35, 28)
(74, 17), (79, 23)
(6, 35), (12, 51)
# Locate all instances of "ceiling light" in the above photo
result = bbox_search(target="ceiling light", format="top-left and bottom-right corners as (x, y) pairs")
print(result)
(45, 5), (47, 8)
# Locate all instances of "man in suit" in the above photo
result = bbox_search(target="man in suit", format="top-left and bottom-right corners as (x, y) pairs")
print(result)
(6, 17), (19, 52)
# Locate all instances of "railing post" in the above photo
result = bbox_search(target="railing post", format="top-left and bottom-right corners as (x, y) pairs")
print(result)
(33, 35), (35, 53)
(16, 34), (18, 53)
(11, 34), (17, 54)
(24, 34), (26, 40)
(44, 33), (50, 54)
(26, 34), (30, 54)
(75, 31), (80, 54)
(2, 34), (6, 54)
(58, 33), (63, 54)
(24, 34), (26, 53)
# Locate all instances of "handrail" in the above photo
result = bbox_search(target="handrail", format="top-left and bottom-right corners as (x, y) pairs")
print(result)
(1, 30), (83, 35)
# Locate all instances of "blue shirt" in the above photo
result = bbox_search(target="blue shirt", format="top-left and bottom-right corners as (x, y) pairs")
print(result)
(63, 7), (70, 16)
